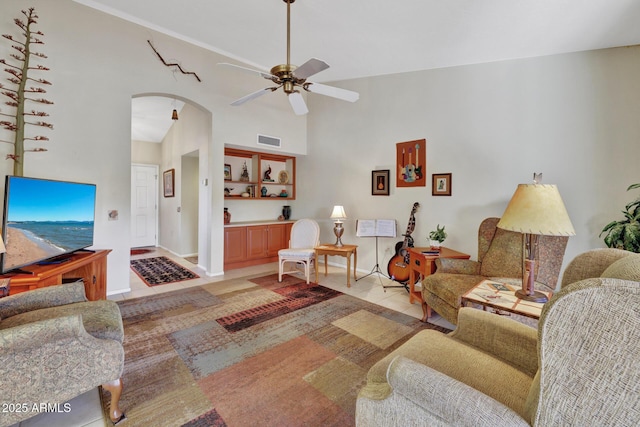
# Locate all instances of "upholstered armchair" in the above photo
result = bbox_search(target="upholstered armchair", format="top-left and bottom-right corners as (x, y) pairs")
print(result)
(421, 217), (568, 324)
(0, 282), (125, 426)
(279, 218), (320, 284)
(357, 248), (640, 426)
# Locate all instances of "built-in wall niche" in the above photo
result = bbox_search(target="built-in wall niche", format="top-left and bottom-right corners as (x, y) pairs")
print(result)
(224, 147), (296, 200)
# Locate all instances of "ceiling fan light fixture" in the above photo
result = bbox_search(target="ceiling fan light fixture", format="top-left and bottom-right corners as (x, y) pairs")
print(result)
(220, 0), (359, 114)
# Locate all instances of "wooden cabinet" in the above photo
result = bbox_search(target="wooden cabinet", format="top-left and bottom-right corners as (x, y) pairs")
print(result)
(247, 226), (268, 259)
(4, 250), (111, 301)
(224, 147), (296, 200)
(224, 222), (293, 270)
(224, 227), (247, 265)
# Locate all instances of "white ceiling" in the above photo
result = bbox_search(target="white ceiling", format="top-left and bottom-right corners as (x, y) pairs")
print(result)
(131, 97), (184, 143)
(76, 0), (640, 138)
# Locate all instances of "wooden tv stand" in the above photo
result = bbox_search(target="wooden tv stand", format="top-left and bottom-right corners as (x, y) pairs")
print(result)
(2, 249), (111, 301)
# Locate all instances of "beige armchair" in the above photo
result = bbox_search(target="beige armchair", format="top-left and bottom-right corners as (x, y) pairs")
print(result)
(0, 282), (125, 426)
(421, 217), (568, 324)
(357, 248), (640, 426)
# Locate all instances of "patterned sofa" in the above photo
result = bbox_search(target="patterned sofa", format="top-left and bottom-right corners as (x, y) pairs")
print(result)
(356, 248), (640, 426)
(421, 217), (568, 325)
(0, 282), (125, 426)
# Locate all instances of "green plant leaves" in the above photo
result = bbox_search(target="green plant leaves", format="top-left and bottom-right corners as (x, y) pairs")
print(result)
(600, 183), (640, 253)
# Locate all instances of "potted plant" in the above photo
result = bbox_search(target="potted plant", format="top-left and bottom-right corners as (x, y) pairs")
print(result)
(428, 224), (447, 249)
(599, 183), (640, 253)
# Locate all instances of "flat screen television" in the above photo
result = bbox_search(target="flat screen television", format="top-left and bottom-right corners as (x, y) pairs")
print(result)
(1, 176), (96, 274)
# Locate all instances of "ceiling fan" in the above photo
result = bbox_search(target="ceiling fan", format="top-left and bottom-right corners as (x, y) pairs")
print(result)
(219, 0), (359, 115)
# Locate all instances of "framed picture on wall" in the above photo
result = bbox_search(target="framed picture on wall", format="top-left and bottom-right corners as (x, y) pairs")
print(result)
(396, 139), (426, 187)
(432, 173), (452, 196)
(224, 164), (232, 181)
(163, 168), (175, 197)
(372, 169), (390, 195)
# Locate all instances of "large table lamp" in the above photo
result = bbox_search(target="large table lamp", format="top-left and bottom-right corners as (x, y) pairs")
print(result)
(497, 178), (575, 302)
(330, 205), (347, 247)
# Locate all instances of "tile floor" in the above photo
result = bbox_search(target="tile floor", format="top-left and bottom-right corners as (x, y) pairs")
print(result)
(11, 247), (454, 427)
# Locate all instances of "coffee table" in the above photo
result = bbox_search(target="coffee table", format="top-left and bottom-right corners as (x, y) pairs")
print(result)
(461, 279), (552, 320)
(314, 244), (358, 287)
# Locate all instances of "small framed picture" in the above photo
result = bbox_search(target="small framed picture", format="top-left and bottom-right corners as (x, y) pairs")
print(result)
(372, 169), (390, 196)
(224, 164), (232, 181)
(163, 168), (175, 198)
(432, 173), (452, 196)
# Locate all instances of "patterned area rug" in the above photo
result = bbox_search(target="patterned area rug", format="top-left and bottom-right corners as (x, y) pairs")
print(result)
(102, 273), (450, 426)
(130, 256), (200, 286)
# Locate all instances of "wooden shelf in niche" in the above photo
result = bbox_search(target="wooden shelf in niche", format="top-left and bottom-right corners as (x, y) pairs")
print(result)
(224, 147), (296, 200)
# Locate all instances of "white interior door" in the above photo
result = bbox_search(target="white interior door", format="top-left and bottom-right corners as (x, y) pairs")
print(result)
(131, 164), (158, 248)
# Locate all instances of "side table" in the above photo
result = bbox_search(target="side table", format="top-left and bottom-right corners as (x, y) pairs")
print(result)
(407, 247), (470, 304)
(314, 244), (358, 287)
(461, 279), (551, 320)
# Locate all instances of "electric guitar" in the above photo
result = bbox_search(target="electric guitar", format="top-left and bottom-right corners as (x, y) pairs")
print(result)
(387, 202), (420, 284)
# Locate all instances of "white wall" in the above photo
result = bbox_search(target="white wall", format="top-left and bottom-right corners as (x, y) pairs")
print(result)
(300, 46), (640, 281)
(0, 0), (307, 293)
(132, 140), (162, 165)
(2, 1), (638, 293)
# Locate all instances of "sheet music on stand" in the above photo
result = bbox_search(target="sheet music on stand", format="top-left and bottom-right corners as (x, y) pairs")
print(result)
(356, 219), (396, 238)
(356, 219), (396, 282)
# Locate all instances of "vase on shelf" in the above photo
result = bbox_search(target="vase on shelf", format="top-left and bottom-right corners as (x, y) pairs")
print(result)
(282, 205), (291, 220)
(224, 208), (231, 224)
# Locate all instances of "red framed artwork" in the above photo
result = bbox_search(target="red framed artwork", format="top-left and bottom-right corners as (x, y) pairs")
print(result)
(396, 139), (426, 187)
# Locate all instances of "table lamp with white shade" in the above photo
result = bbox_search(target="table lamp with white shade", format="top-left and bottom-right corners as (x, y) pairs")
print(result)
(497, 175), (575, 302)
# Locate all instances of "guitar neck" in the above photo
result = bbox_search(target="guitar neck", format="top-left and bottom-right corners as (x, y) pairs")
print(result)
(401, 203), (419, 248)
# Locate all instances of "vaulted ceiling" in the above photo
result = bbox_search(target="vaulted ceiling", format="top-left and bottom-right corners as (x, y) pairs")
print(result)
(75, 0), (640, 82)
(75, 0), (640, 140)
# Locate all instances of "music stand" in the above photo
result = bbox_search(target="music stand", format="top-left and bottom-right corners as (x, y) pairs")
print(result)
(355, 219), (396, 285)
(357, 235), (390, 281)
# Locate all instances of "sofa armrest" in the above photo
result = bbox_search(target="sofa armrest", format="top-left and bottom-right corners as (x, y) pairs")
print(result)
(560, 248), (631, 287)
(0, 282), (87, 319)
(0, 315), (123, 425)
(450, 308), (538, 376)
(386, 356), (529, 426)
(436, 258), (481, 275)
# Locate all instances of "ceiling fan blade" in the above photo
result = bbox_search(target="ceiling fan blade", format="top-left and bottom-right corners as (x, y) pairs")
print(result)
(218, 63), (275, 80)
(304, 82), (360, 102)
(230, 87), (276, 106)
(288, 91), (309, 115)
(292, 58), (330, 80)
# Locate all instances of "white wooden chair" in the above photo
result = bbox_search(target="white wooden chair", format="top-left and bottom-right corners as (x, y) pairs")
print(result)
(278, 219), (320, 284)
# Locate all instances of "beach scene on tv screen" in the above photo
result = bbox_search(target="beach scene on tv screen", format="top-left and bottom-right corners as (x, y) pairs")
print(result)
(4, 179), (95, 270)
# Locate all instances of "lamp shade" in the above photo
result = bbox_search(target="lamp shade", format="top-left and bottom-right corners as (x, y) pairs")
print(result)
(497, 184), (575, 236)
(330, 205), (347, 220)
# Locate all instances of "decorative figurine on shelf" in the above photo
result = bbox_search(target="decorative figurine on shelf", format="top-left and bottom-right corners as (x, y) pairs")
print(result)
(261, 186), (268, 197)
(263, 165), (273, 182)
(224, 208), (231, 224)
(224, 187), (233, 196)
(279, 189), (288, 197)
(239, 162), (250, 182)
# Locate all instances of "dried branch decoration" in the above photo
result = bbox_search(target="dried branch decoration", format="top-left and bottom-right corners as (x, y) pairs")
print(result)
(147, 40), (201, 82)
(0, 7), (52, 176)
